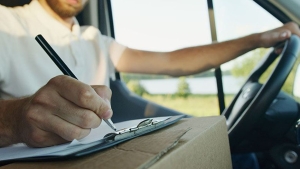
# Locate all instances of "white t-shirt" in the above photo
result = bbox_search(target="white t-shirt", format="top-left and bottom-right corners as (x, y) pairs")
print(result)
(0, 0), (122, 99)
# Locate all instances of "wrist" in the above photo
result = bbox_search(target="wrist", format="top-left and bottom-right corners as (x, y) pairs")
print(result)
(243, 33), (262, 50)
(0, 98), (28, 146)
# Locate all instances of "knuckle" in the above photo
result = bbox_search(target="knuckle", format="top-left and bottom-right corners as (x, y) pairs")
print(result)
(289, 22), (297, 27)
(102, 86), (112, 98)
(29, 132), (46, 146)
(79, 112), (94, 128)
(286, 22), (298, 30)
(98, 101), (108, 112)
(31, 91), (46, 105)
(107, 88), (112, 97)
(95, 85), (112, 98)
(77, 87), (94, 105)
(103, 86), (112, 95)
(47, 75), (64, 86)
(69, 128), (84, 140)
(25, 105), (41, 122)
(31, 92), (57, 110)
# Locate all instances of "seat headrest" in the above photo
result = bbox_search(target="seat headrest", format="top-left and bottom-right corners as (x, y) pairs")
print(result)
(0, 0), (30, 7)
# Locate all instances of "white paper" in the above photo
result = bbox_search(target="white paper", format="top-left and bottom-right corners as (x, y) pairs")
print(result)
(0, 117), (169, 161)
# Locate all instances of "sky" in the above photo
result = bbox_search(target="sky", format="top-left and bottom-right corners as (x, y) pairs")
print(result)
(111, 0), (282, 48)
(110, 0), (282, 69)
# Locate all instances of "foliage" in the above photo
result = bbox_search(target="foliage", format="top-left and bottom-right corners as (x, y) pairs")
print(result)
(231, 48), (300, 95)
(231, 48), (268, 78)
(126, 80), (148, 96)
(285, 56), (300, 95)
(175, 77), (191, 98)
(143, 94), (235, 117)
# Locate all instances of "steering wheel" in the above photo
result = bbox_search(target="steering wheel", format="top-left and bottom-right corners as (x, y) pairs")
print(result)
(222, 35), (300, 150)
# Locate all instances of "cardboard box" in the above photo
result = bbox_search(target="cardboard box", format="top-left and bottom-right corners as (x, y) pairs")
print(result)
(0, 116), (232, 169)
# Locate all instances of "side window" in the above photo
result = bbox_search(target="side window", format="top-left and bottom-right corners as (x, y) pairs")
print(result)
(111, 0), (220, 117)
(213, 0), (283, 106)
(111, 0), (297, 116)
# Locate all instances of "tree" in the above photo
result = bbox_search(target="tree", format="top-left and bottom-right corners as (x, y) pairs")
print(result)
(176, 77), (191, 98)
(126, 80), (148, 96)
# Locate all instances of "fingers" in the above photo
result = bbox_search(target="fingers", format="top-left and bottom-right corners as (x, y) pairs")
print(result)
(92, 85), (113, 119)
(41, 113), (91, 141)
(18, 75), (113, 147)
(25, 131), (67, 148)
(49, 95), (101, 129)
(259, 22), (299, 48)
(23, 106), (91, 147)
(92, 85), (112, 99)
(46, 75), (112, 119)
(276, 30), (291, 41)
(283, 22), (300, 37)
(276, 22), (299, 41)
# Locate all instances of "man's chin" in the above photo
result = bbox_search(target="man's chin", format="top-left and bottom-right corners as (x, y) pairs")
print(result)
(46, 0), (84, 18)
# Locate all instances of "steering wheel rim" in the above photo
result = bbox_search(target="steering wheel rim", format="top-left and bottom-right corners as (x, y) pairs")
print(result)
(222, 35), (300, 150)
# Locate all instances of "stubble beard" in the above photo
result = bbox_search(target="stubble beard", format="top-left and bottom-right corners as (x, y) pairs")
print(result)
(46, 0), (85, 18)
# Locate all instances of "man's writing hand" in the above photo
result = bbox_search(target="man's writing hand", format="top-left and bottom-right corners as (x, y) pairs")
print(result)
(16, 75), (112, 147)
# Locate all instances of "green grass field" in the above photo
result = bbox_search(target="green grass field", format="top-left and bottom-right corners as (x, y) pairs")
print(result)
(142, 94), (234, 117)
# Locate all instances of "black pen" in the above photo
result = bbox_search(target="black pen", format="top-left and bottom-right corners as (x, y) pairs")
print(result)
(35, 34), (117, 131)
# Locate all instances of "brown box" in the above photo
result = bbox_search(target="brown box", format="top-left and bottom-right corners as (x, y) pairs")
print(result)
(0, 116), (232, 169)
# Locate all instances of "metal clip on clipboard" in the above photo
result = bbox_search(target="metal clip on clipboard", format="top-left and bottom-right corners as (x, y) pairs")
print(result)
(103, 118), (168, 142)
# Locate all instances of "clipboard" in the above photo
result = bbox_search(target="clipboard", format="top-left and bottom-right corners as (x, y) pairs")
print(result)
(0, 115), (185, 163)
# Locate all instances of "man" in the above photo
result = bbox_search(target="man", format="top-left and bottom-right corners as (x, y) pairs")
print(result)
(0, 0), (299, 148)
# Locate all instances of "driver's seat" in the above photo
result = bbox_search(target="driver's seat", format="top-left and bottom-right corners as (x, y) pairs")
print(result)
(110, 79), (187, 123)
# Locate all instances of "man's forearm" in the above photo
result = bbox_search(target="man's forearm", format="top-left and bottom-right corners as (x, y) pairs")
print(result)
(165, 33), (261, 76)
(116, 33), (261, 76)
(116, 22), (299, 76)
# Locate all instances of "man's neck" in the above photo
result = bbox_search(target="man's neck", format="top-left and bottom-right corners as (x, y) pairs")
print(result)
(38, 0), (74, 30)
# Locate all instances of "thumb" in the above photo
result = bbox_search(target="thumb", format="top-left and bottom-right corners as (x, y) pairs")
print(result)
(92, 85), (113, 119)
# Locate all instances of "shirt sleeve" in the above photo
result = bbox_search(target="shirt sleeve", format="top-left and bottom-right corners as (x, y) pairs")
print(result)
(101, 35), (126, 67)
(101, 35), (127, 80)
(0, 5), (13, 84)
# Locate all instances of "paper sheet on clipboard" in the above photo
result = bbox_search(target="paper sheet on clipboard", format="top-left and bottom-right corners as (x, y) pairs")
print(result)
(0, 115), (184, 162)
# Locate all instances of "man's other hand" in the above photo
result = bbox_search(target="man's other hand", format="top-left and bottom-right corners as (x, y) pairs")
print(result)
(258, 22), (300, 48)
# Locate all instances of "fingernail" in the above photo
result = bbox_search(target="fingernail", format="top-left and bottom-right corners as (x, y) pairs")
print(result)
(281, 32), (287, 38)
(102, 109), (113, 119)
